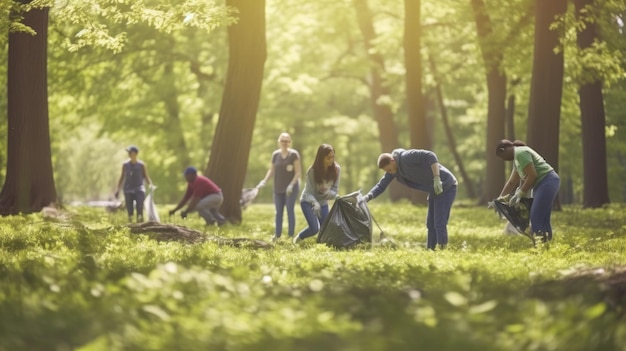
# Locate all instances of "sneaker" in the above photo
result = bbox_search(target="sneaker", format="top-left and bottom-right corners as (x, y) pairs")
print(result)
(137, 215), (144, 223)
(292, 235), (302, 244)
(271, 235), (280, 243)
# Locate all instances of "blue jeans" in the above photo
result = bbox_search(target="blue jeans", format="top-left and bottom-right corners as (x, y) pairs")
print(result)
(426, 186), (457, 249)
(296, 201), (329, 240)
(274, 183), (299, 237)
(124, 191), (145, 217)
(530, 171), (560, 240)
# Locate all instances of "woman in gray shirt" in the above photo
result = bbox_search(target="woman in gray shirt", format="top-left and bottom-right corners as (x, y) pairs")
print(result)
(258, 133), (302, 241)
(293, 144), (340, 244)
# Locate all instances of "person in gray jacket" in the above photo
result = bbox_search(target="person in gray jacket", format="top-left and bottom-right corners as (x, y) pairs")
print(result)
(293, 144), (341, 244)
(364, 149), (457, 250)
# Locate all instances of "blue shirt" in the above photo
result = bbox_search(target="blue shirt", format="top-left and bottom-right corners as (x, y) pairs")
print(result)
(366, 149), (457, 198)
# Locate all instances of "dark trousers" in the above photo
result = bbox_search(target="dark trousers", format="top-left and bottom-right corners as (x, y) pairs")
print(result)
(297, 201), (329, 240)
(530, 171), (560, 239)
(426, 186), (457, 249)
(124, 191), (145, 217)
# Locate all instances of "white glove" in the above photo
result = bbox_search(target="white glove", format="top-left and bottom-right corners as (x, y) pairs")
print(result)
(313, 201), (321, 218)
(257, 180), (266, 189)
(286, 184), (293, 196)
(508, 189), (525, 207)
(433, 176), (443, 195)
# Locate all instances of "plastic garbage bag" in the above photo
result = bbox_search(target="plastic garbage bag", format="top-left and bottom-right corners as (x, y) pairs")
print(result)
(144, 186), (161, 222)
(489, 197), (533, 234)
(317, 190), (373, 248)
(240, 187), (259, 209)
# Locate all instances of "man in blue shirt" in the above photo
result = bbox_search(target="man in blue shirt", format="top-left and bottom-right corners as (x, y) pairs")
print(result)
(364, 149), (457, 250)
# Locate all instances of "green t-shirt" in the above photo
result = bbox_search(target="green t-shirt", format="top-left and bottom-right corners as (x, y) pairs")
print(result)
(514, 146), (553, 186)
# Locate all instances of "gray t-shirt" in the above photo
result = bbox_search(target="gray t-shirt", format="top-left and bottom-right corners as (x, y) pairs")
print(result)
(122, 160), (146, 194)
(272, 149), (300, 194)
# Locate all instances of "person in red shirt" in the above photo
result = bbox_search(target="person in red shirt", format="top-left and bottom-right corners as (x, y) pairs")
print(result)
(169, 167), (226, 226)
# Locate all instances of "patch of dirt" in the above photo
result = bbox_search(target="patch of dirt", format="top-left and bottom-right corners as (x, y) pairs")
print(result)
(128, 222), (272, 249)
(529, 266), (626, 311)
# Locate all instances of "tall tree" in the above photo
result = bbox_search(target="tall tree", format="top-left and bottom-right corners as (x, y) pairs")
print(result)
(575, 0), (610, 208)
(205, 0), (266, 223)
(526, 0), (567, 204)
(470, 0), (506, 204)
(353, 0), (406, 201)
(0, 5), (56, 215)
(404, 0), (429, 150)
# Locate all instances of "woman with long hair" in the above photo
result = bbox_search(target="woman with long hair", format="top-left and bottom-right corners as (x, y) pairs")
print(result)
(495, 139), (560, 242)
(293, 144), (341, 244)
(257, 132), (302, 241)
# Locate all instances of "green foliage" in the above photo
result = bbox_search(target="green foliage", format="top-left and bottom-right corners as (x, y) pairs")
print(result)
(1, 204), (626, 350)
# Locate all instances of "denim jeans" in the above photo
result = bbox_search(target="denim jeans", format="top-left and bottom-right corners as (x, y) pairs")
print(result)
(296, 201), (329, 240)
(274, 183), (299, 237)
(426, 185), (457, 249)
(195, 192), (226, 225)
(530, 171), (560, 239)
(124, 191), (145, 218)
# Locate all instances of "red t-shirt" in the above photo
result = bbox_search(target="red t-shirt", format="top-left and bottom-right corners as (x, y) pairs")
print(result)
(181, 175), (221, 203)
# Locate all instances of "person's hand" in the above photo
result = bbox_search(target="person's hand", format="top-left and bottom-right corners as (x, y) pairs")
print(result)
(362, 193), (372, 202)
(114, 190), (119, 199)
(313, 201), (321, 218)
(257, 180), (266, 189)
(433, 176), (443, 195)
(180, 210), (188, 219)
(169, 209), (176, 217)
(508, 189), (525, 207)
(286, 184), (293, 196)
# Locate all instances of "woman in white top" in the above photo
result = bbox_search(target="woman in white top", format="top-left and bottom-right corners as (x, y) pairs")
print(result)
(293, 144), (341, 243)
(258, 133), (302, 240)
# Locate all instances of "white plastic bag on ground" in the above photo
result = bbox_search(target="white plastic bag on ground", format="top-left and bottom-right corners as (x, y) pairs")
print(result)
(144, 186), (161, 222)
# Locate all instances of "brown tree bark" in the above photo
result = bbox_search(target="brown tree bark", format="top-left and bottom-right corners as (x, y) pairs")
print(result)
(526, 0), (567, 210)
(353, 0), (406, 202)
(205, 0), (266, 223)
(470, 0), (507, 204)
(0, 7), (57, 215)
(575, 0), (610, 208)
(404, 0), (429, 150)
(429, 55), (477, 199)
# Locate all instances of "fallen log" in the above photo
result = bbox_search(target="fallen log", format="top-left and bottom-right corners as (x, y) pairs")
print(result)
(128, 222), (272, 249)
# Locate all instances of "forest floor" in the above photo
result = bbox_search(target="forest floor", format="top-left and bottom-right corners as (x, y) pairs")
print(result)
(1, 202), (626, 351)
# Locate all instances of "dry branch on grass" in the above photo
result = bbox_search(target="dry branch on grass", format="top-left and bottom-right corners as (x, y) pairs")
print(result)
(127, 222), (272, 249)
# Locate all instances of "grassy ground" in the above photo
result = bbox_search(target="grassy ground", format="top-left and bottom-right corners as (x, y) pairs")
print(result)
(1, 202), (626, 351)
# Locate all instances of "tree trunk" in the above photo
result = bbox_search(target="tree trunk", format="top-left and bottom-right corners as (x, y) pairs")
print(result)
(575, 0), (610, 208)
(353, 0), (406, 202)
(429, 55), (477, 199)
(470, 0), (507, 205)
(506, 78), (520, 141)
(526, 0), (567, 209)
(404, 0), (429, 150)
(205, 0), (266, 223)
(0, 7), (56, 215)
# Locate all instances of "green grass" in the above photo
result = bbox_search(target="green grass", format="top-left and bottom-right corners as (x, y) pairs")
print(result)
(1, 203), (626, 351)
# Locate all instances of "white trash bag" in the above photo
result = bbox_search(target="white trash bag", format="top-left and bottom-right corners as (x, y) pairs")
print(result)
(144, 186), (161, 222)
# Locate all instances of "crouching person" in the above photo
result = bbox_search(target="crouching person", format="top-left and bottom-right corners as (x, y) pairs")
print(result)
(363, 149), (457, 250)
(169, 167), (226, 226)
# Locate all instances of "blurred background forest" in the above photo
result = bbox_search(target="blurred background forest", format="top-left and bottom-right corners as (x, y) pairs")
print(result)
(1, 0), (625, 207)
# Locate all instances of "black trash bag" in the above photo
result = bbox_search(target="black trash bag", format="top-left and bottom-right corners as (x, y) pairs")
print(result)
(317, 190), (373, 248)
(490, 197), (533, 234)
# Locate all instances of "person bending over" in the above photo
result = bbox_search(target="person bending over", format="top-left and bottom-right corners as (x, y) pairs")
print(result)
(364, 149), (457, 250)
(169, 167), (226, 226)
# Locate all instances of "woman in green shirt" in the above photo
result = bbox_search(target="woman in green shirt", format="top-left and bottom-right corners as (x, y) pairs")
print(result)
(496, 140), (561, 242)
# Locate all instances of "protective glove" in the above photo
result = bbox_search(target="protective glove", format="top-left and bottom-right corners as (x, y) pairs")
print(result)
(257, 180), (266, 189)
(180, 210), (188, 219)
(363, 193), (372, 202)
(286, 184), (293, 196)
(313, 201), (321, 218)
(433, 176), (443, 195)
(508, 189), (525, 207)
(169, 209), (176, 217)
